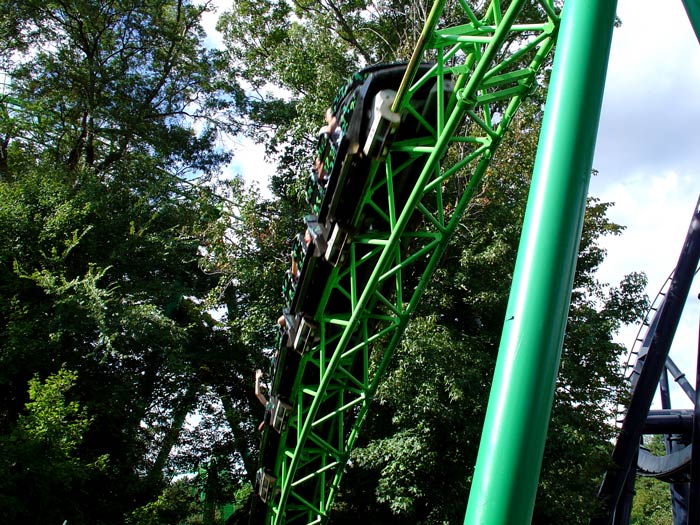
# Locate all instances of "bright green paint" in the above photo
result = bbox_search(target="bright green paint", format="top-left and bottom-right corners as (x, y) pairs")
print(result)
(463, 1), (617, 523)
(264, 2), (560, 523)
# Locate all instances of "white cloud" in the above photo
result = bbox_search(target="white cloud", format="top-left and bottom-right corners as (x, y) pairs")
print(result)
(595, 172), (698, 288)
(591, 0), (700, 408)
(199, 0), (225, 50)
(225, 136), (276, 198)
(593, 174), (700, 380)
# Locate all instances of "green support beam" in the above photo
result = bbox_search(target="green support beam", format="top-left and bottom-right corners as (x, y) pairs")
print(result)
(261, 2), (562, 523)
(462, 1), (618, 524)
(683, 0), (700, 43)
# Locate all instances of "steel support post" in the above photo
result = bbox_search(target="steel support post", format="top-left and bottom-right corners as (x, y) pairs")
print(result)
(462, 1), (617, 523)
(689, 310), (700, 524)
(661, 370), (690, 525)
(613, 454), (636, 525)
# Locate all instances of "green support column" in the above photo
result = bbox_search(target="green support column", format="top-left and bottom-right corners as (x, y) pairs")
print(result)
(462, 1), (617, 524)
(682, 0), (700, 43)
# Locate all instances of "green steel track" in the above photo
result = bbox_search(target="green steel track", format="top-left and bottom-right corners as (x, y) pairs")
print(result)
(263, 2), (561, 523)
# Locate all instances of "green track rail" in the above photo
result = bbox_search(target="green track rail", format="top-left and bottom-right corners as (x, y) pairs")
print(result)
(265, 2), (560, 523)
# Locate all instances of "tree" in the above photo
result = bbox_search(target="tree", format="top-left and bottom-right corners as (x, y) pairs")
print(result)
(0, 1), (258, 522)
(629, 436), (674, 525)
(0, 0), (240, 177)
(630, 476), (673, 525)
(217, 0), (401, 197)
(0, 367), (97, 523)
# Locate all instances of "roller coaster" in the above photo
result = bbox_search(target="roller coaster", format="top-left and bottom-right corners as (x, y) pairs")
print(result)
(248, 1), (700, 524)
(593, 199), (700, 524)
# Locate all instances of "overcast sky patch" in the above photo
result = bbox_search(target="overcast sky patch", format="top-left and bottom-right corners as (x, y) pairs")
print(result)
(591, 0), (700, 407)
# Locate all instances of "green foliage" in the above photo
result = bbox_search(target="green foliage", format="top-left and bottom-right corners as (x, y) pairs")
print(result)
(218, 0), (415, 190)
(0, 1), (258, 523)
(344, 316), (489, 523)
(125, 472), (254, 525)
(629, 436), (674, 525)
(630, 477), (673, 525)
(0, 367), (100, 523)
(0, 0), (241, 177)
(126, 479), (197, 525)
(19, 367), (91, 457)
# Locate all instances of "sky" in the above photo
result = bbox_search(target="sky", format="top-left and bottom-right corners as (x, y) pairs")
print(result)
(590, 0), (700, 408)
(201, 0), (700, 405)
(200, 4), (277, 196)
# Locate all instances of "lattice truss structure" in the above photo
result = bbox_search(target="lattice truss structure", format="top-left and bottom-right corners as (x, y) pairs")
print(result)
(264, 2), (561, 523)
